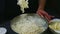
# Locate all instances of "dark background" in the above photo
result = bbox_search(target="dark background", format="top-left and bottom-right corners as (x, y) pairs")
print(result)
(0, 0), (60, 34)
(0, 0), (60, 24)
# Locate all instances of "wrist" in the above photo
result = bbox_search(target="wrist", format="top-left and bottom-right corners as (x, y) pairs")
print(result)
(38, 7), (44, 10)
(37, 8), (44, 11)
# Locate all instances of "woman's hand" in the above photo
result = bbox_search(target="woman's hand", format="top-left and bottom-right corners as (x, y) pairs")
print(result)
(36, 9), (54, 22)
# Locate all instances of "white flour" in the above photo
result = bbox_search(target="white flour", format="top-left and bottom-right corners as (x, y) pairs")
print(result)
(17, 0), (29, 13)
(11, 14), (48, 34)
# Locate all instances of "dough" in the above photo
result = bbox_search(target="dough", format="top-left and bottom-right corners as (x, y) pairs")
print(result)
(11, 14), (48, 34)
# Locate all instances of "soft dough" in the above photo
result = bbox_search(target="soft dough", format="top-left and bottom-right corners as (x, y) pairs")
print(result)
(11, 14), (48, 34)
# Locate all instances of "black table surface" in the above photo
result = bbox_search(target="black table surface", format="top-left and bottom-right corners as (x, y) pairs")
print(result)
(0, 21), (54, 34)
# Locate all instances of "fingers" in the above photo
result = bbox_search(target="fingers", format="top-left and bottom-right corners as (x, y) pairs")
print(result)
(37, 10), (51, 20)
(37, 10), (50, 21)
(37, 10), (44, 18)
(39, 10), (48, 15)
(40, 10), (54, 20)
(45, 15), (50, 22)
(36, 10), (54, 22)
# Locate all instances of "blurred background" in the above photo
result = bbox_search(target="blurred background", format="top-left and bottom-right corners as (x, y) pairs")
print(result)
(0, 0), (60, 34)
(0, 0), (60, 24)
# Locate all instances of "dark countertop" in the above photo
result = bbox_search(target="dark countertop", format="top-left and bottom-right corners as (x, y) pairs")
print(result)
(0, 21), (54, 34)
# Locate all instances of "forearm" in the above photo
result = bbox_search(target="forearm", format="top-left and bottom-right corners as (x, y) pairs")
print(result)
(38, 0), (46, 10)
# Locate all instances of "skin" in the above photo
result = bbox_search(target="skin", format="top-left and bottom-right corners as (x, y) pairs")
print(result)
(37, 0), (54, 22)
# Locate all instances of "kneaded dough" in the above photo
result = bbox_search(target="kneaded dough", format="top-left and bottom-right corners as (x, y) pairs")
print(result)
(11, 14), (48, 34)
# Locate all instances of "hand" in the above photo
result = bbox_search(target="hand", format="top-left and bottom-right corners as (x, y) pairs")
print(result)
(36, 9), (54, 22)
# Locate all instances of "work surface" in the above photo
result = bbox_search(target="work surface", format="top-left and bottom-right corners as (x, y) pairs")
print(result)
(0, 21), (54, 34)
